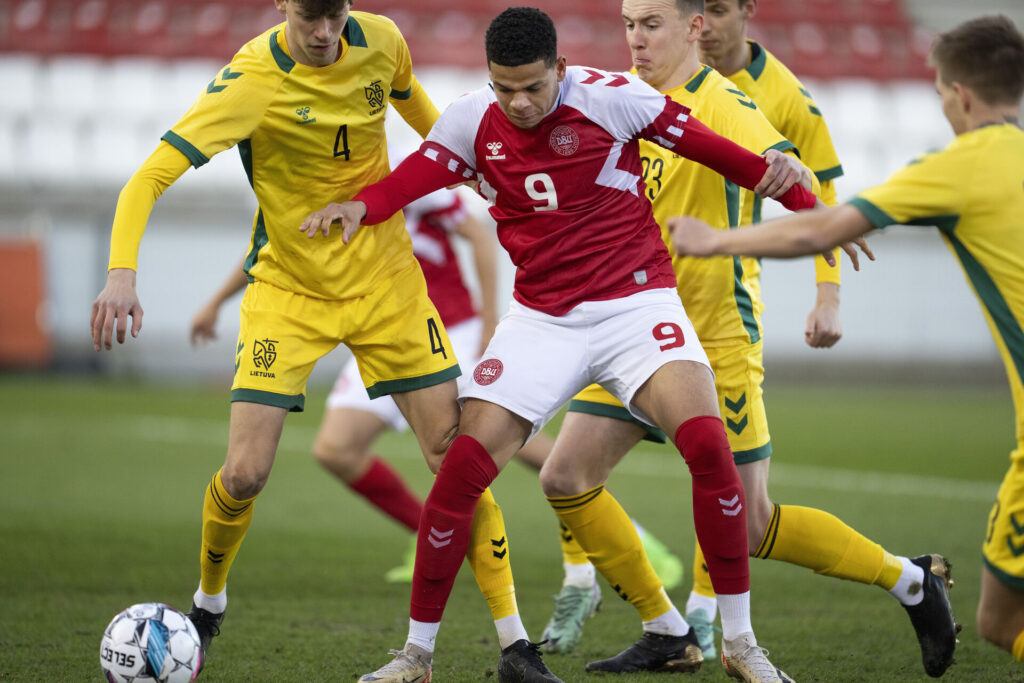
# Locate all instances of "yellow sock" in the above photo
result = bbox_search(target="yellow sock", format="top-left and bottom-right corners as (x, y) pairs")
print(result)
(1013, 629), (1024, 662)
(691, 542), (715, 598)
(548, 486), (669, 621)
(467, 487), (519, 620)
(757, 504), (903, 588)
(559, 521), (591, 566)
(200, 469), (256, 595)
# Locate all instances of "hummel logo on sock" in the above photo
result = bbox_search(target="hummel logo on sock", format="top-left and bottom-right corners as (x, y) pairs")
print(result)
(428, 527), (453, 548)
(719, 495), (743, 517)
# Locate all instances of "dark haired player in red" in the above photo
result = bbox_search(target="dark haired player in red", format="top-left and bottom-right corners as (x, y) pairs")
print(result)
(303, 7), (819, 683)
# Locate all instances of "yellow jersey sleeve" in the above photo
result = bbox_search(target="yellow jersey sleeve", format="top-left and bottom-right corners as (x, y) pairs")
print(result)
(108, 142), (192, 270)
(391, 75), (439, 139)
(849, 150), (961, 228)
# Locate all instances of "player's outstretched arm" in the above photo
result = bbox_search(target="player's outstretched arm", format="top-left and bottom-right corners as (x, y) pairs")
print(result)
(301, 148), (475, 244)
(92, 143), (192, 352)
(190, 259), (249, 347)
(670, 204), (875, 261)
(91, 268), (143, 351)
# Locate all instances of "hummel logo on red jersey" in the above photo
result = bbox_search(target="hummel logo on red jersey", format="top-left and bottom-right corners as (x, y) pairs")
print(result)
(485, 141), (506, 160)
(428, 526), (454, 548)
(719, 495), (743, 517)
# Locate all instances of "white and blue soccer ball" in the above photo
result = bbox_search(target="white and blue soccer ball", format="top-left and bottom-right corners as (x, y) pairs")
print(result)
(100, 603), (201, 683)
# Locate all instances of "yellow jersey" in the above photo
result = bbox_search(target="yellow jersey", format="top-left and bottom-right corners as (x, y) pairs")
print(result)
(851, 123), (1024, 449)
(112, 13), (438, 300)
(642, 65), (794, 346)
(724, 40), (843, 284)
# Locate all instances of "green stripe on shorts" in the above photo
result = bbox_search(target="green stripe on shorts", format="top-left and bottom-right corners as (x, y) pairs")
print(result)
(566, 399), (667, 444)
(984, 556), (1024, 591)
(231, 388), (305, 412)
(733, 441), (772, 465)
(366, 364), (461, 399)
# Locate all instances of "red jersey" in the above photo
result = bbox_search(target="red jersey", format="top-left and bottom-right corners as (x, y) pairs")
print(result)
(356, 66), (817, 316)
(404, 189), (476, 327)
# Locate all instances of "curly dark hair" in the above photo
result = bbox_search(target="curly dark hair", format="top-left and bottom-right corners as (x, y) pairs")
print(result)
(485, 7), (558, 68)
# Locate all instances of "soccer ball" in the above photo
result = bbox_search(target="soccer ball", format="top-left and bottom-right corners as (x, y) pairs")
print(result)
(100, 603), (201, 683)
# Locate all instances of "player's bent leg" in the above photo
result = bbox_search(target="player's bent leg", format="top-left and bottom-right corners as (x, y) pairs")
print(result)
(393, 380), (461, 474)
(192, 401), (286, 676)
(407, 400), (527, 631)
(312, 406), (387, 483)
(978, 565), (1024, 659)
(314, 407), (423, 533)
(634, 361), (793, 680)
(539, 412), (645, 654)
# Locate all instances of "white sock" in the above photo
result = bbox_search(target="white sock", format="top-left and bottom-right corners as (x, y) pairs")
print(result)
(193, 585), (226, 614)
(642, 601), (689, 636)
(563, 561), (596, 588)
(717, 592), (753, 642)
(685, 591), (718, 620)
(889, 556), (926, 606)
(406, 619), (440, 653)
(494, 614), (529, 649)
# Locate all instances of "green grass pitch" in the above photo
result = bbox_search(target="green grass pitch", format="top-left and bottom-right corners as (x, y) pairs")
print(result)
(1, 374), (1020, 681)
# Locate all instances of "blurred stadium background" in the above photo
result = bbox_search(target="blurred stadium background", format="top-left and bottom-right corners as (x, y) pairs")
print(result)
(0, 0), (1022, 383)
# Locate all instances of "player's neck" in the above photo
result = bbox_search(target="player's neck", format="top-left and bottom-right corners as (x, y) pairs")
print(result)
(709, 39), (751, 79)
(657, 52), (703, 92)
(965, 104), (1021, 133)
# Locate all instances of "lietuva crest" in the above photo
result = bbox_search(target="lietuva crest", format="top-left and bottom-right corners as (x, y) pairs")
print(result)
(365, 80), (385, 111)
(253, 338), (278, 370)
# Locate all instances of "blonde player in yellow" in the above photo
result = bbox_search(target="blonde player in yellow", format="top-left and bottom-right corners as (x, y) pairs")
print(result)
(538, 0), (953, 679)
(674, 13), (1024, 674)
(88, 1), (528, 678)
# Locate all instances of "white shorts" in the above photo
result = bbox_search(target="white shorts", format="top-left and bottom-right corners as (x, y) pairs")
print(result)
(460, 288), (710, 439)
(326, 316), (484, 430)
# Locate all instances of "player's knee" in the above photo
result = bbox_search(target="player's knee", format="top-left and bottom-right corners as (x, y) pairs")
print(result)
(219, 464), (268, 500)
(539, 459), (584, 498)
(312, 434), (365, 481)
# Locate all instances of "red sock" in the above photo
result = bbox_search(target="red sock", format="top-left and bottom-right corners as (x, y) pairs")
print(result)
(347, 457), (422, 532)
(674, 415), (750, 594)
(410, 435), (498, 623)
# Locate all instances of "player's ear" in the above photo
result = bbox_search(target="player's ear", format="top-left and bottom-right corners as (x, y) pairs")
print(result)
(688, 12), (704, 39)
(741, 0), (757, 22)
(555, 56), (567, 81)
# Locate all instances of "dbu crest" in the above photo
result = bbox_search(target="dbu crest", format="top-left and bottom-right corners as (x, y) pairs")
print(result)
(253, 338), (278, 369)
(364, 81), (385, 110)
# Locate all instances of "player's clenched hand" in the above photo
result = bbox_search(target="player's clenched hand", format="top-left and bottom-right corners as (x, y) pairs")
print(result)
(756, 149), (810, 199)
(90, 268), (143, 351)
(668, 216), (719, 257)
(299, 201), (368, 243)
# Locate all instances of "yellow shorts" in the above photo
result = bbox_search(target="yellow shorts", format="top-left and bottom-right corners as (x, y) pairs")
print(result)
(566, 341), (771, 461)
(706, 341), (771, 464)
(983, 449), (1024, 589)
(232, 263), (460, 411)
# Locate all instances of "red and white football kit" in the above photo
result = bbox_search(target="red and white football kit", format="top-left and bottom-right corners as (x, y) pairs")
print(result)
(352, 66), (817, 624)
